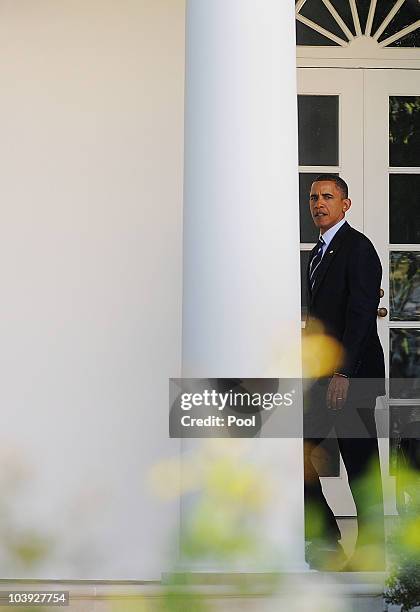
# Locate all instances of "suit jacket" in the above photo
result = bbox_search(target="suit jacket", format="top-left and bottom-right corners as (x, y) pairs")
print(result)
(305, 221), (385, 397)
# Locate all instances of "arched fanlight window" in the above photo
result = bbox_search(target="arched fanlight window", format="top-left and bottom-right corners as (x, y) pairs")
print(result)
(296, 0), (420, 48)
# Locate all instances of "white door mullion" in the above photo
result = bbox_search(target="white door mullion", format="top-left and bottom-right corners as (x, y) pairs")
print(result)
(299, 166), (341, 173)
(295, 0), (308, 13)
(389, 245), (420, 251)
(388, 321), (420, 328)
(349, 0), (362, 37)
(389, 399), (420, 406)
(388, 167), (420, 174)
(365, 0), (378, 37)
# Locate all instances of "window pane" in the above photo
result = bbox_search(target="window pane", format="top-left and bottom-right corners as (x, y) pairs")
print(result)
(299, 173), (328, 243)
(356, 0), (372, 34)
(298, 95), (339, 166)
(389, 97), (420, 167)
(372, 1), (397, 37)
(389, 406), (420, 476)
(329, 0), (356, 36)
(390, 329), (420, 398)
(378, 2), (420, 45)
(300, 0), (348, 40)
(388, 29), (420, 48)
(296, 20), (339, 46)
(301, 250), (311, 320)
(390, 252), (420, 321)
(389, 174), (420, 244)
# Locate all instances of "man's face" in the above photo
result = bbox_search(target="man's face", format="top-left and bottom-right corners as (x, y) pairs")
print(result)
(309, 180), (351, 234)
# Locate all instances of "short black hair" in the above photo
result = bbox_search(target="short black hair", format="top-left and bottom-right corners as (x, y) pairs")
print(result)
(312, 174), (349, 199)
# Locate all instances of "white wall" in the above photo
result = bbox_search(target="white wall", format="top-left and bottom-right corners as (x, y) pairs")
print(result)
(0, 0), (185, 579)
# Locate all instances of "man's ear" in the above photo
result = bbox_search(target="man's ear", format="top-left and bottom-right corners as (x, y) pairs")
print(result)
(342, 198), (352, 212)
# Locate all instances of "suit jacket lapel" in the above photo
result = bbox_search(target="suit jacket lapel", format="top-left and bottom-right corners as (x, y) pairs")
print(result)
(310, 221), (350, 302)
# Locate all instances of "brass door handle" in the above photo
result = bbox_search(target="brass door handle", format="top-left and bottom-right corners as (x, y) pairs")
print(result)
(377, 307), (388, 318)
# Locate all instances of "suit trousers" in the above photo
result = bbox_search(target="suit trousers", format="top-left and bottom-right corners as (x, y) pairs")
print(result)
(303, 380), (385, 554)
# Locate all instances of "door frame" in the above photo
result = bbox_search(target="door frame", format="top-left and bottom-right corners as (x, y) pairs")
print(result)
(298, 66), (420, 516)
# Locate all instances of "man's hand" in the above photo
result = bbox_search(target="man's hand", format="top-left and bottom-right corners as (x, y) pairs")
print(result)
(327, 375), (350, 410)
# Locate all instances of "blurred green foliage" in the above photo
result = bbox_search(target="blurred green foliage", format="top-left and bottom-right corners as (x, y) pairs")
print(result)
(390, 97), (420, 146)
(386, 465), (420, 611)
(154, 441), (277, 611)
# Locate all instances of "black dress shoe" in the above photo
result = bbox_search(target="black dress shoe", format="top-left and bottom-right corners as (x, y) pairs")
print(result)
(305, 540), (347, 571)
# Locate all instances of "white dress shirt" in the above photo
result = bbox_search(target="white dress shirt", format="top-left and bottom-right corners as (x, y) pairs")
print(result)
(319, 217), (347, 260)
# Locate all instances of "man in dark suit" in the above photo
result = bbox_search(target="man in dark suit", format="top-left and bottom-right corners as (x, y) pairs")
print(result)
(303, 174), (385, 571)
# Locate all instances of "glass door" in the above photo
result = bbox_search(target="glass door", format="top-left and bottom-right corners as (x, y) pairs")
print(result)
(364, 69), (420, 515)
(297, 68), (364, 515)
(298, 67), (420, 517)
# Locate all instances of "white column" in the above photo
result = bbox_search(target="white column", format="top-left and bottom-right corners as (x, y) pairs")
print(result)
(182, 0), (306, 570)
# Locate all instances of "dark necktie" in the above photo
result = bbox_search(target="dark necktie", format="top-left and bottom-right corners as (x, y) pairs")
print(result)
(309, 236), (325, 291)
